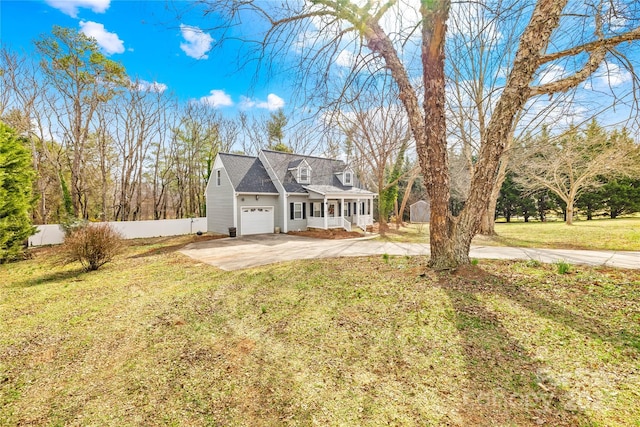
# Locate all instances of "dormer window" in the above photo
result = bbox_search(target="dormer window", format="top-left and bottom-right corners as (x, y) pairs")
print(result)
(299, 166), (309, 183)
(344, 170), (353, 186)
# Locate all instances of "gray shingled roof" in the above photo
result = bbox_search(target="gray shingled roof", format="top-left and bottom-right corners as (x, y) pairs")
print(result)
(219, 153), (278, 193)
(261, 150), (354, 194)
(218, 150), (373, 196)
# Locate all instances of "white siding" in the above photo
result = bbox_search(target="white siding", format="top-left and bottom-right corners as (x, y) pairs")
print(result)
(206, 161), (235, 234)
(286, 195), (309, 232)
(258, 151), (288, 231)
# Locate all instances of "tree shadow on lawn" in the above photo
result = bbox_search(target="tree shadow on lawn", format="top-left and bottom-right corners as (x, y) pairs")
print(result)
(13, 268), (86, 288)
(495, 277), (640, 353)
(129, 242), (189, 259)
(438, 269), (590, 426)
(128, 235), (226, 259)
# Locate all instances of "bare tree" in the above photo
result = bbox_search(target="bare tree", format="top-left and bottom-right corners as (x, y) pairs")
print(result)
(108, 82), (165, 220)
(238, 112), (268, 155)
(333, 86), (412, 232)
(170, 102), (232, 218)
(35, 26), (127, 219)
(512, 121), (640, 224)
(444, 2), (637, 235)
(197, 0), (640, 269)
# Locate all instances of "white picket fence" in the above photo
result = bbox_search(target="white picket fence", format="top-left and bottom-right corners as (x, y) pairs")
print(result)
(28, 217), (208, 247)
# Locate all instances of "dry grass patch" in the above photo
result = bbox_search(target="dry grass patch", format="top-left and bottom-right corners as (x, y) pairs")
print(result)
(1, 238), (639, 426)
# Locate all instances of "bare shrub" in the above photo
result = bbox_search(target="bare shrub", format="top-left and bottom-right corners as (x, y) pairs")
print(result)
(61, 223), (124, 271)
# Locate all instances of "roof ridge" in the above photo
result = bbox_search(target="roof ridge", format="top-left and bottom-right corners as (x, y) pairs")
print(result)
(220, 152), (258, 160)
(261, 149), (343, 163)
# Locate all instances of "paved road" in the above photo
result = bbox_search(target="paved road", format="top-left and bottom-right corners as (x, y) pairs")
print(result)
(180, 234), (640, 271)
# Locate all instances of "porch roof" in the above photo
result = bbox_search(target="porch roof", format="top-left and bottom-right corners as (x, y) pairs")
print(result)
(303, 185), (376, 198)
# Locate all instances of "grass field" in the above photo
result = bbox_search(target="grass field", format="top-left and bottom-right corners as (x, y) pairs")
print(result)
(1, 235), (639, 426)
(379, 217), (640, 251)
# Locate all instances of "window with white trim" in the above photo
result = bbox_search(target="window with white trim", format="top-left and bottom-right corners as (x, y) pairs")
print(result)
(344, 171), (353, 186)
(313, 202), (322, 217)
(299, 167), (309, 183)
(293, 202), (303, 219)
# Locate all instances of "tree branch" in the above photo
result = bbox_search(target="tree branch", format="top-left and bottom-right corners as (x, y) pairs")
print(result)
(529, 47), (607, 96)
(537, 27), (640, 65)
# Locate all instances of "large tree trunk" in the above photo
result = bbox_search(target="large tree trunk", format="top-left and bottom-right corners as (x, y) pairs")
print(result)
(420, 3), (457, 269)
(447, 0), (568, 264)
(566, 190), (577, 225)
(566, 204), (574, 225)
(365, 0), (568, 269)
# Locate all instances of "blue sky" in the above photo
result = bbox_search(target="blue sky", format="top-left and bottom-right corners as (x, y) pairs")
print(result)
(0, 0), (289, 114)
(1, 0), (638, 136)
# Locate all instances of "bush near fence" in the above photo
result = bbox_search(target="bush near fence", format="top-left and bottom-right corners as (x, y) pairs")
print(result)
(28, 218), (207, 246)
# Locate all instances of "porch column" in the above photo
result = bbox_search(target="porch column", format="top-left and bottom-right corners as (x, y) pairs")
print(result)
(323, 196), (328, 229)
(340, 197), (344, 223)
(356, 198), (360, 226)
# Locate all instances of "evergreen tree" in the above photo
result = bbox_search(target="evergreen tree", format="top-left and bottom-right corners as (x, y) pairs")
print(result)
(0, 122), (36, 262)
(266, 109), (292, 152)
(603, 178), (640, 218)
(575, 184), (606, 220)
(379, 141), (406, 225)
(496, 173), (519, 222)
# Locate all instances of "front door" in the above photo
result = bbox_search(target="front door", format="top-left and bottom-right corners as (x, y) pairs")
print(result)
(328, 201), (338, 218)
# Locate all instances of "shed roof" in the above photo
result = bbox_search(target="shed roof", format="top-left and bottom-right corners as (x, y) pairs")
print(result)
(410, 200), (429, 207)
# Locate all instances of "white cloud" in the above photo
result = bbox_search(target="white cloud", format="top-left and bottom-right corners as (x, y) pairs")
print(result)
(240, 93), (285, 111)
(599, 63), (632, 87)
(180, 24), (213, 60)
(200, 90), (233, 108)
(79, 21), (124, 55)
(45, 0), (110, 18)
(583, 63), (632, 92)
(335, 50), (355, 68)
(538, 64), (566, 85)
(134, 80), (168, 93)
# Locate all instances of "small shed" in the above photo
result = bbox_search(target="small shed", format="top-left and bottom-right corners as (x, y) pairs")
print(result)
(410, 200), (430, 223)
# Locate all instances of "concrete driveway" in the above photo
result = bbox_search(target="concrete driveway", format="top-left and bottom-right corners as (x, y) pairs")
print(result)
(179, 234), (639, 271)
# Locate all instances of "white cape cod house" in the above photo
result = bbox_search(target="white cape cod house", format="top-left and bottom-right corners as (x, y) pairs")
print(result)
(206, 150), (377, 236)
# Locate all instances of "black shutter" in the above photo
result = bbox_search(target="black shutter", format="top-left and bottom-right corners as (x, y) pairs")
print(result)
(321, 203), (325, 217)
(338, 202), (341, 215)
(348, 202), (351, 216)
(290, 202), (294, 220)
(309, 202), (314, 217)
(303, 203), (306, 219)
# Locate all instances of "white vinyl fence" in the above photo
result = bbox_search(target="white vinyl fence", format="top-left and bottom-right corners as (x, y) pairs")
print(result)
(28, 218), (207, 247)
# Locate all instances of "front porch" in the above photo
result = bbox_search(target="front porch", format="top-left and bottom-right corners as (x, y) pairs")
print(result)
(307, 198), (374, 232)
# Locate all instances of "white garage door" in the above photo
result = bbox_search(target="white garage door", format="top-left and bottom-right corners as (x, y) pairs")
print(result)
(241, 207), (274, 235)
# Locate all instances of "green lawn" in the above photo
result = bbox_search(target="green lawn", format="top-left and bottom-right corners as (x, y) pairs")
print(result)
(379, 217), (640, 251)
(489, 218), (640, 251)
(1, 236), (639, 426)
